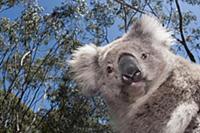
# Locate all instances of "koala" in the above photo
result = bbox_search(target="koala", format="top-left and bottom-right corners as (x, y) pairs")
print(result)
(69, 15), (200, 133)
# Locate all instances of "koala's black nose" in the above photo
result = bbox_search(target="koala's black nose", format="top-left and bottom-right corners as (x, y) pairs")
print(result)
(118, 54), (142, 84)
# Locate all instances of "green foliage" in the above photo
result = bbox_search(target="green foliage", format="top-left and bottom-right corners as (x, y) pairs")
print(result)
(0, 90), (40, 132)
(39, 77), (113, 133)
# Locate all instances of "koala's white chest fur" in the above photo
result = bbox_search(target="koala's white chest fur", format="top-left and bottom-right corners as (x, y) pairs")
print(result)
(164, 101), (199, 133)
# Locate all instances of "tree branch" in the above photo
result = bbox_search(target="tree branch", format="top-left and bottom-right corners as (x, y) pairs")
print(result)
(175, 0), (196, 62)
(114, 0), (146, 14)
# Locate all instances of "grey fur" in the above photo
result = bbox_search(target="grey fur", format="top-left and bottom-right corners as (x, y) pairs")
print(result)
(69, 15), (200, 133)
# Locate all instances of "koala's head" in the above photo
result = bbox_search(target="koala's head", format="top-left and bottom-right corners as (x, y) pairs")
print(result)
(69, 15), (173, 104)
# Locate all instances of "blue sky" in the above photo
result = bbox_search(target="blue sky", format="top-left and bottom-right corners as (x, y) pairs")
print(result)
(0, 0), (123, 41)
(0, 0), (63, 19)
(0, 0), (122, 44)
(1, 0), (199, 45)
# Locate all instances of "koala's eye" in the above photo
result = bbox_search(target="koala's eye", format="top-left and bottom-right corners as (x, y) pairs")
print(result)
(107, 65), (113, 74)
(141, 53), (148, 60)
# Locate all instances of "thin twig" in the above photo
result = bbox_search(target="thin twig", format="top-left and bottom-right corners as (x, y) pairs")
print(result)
(175, 0), (196, 62)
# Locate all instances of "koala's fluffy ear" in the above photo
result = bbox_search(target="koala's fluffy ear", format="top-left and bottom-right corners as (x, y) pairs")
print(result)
(69, 44), (100, 95)
(127, 15), (174, 48)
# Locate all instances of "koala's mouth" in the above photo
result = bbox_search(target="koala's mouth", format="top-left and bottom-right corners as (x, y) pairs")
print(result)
(118, 53), (143, 85)
(122, 70), (143, 84)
